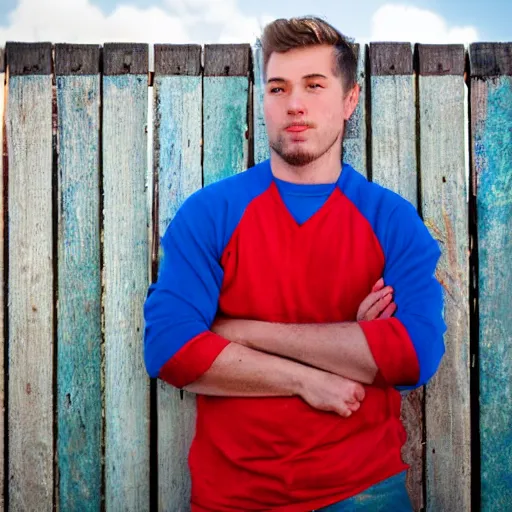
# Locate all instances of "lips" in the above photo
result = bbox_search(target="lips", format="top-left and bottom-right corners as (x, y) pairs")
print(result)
(285, 125), (310, 133)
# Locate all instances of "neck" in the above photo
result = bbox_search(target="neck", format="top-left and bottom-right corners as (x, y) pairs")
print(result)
(269, 141), (343, 184)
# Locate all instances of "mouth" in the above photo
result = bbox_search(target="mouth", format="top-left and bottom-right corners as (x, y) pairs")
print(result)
(285, 124), (310, 133)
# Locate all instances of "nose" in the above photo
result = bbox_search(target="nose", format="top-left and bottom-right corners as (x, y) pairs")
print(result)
(287, 90), (306, 116)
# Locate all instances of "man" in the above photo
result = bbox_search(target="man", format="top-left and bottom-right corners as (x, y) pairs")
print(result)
(144, 16), (446, 512)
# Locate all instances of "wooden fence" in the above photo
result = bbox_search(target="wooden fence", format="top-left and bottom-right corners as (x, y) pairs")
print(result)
(0, 41), (510, 511)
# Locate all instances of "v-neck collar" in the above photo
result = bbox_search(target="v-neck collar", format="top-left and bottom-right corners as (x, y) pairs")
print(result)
(269, 181), (342, 229)
(260, 160), (354, 229)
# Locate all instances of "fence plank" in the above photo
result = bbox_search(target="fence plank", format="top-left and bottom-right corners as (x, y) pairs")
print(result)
(203, 44), (250, 185)
(6, 42), (54, 511)
(0, 46), (5, 512)
(343, 43), (367, 178)
(55, 44), (102, 512)
(153, 44), (202, 512)
(418, 44), (471, 512)
(103, 43), (150, 512)
(470, 42), (512, 512)
(370, 42), (422, 511)
(252, 42), (269, 164)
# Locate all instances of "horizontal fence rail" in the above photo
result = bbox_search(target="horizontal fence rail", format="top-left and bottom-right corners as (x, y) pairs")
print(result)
(0, 41), (510, 511)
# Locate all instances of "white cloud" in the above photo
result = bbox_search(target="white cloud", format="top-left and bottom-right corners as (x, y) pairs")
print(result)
(368, 4), (478, 44)
(0, 0), (273, 48)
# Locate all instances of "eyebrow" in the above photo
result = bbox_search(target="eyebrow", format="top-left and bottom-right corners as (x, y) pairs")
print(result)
(266, 73), (329, 84)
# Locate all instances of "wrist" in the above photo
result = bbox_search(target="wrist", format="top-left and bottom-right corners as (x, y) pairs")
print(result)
(287, 362), (314, 397)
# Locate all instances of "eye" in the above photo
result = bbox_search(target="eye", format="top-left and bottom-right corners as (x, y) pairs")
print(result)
(308, 83), (323, 90)
(270, 87), (284, 94)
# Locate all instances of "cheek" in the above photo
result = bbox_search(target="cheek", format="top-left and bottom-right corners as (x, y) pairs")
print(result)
(263, 100), (281, 131)
(317, 99), (344, 126)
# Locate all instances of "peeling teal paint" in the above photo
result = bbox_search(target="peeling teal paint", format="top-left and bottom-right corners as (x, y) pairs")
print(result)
(203, 76), (248, 185)
(56, 75), (102, 512)
(155, 76), (202, 233)
(477, 76), (512, 511)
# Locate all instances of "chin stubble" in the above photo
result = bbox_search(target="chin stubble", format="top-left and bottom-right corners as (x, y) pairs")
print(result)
(270, 130), (342, 167)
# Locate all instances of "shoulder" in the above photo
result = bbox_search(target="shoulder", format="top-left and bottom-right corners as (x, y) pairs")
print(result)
(340, 164), (436, 253)
(340, 164), (413, 222)
(165, 160), (273, 254)
(182, 160), (271, 213)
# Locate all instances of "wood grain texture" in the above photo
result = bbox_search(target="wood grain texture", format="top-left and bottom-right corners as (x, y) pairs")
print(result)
(153, 61), (202, 510)
(370, 44), (422, 511)
(252, 42), (269, 165)
(154, 45), (201, 76)
(470, 43), (512, 77)
(370, 43), (413, 76)
(6, 42), (52, 75)
(0, 47), (5, 512)
(343, 43), (367, 178)
(56, 44), (102, 511)
(203, 46), (249, 185)
(471, 63), (512, 510)
(54, 44), (100, 75)
(6, 74), (53, 511)
(419, 49), (470, 509)
(103, 43), (148, 75)
(370, 76), (417, 205)
(204, 44), (251, 76)
(417, 44), (465, 76)
(103, 68), (150, 510)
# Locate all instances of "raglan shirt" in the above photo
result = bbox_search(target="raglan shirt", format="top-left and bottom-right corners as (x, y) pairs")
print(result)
(143, 160), (446, 512)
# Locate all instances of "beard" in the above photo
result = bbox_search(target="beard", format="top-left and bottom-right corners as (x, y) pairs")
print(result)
(269, 129), (342, 167)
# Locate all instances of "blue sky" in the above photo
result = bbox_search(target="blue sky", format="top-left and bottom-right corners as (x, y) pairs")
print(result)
(0, 0), (510, 47)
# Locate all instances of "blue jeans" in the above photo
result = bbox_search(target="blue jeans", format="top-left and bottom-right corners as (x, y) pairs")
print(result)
(316, 472), (413, 512)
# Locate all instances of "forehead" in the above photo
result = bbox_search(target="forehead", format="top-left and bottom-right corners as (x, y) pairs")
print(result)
(266, 45), (337, 80)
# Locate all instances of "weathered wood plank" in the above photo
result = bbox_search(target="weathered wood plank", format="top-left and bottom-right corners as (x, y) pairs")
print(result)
(252, 41), (269, 165)
(153, 45), (202, 512)
(418, 44), (471, 512)
(370, 42), (416, 203)
(470, 42), (512, 512)
(55, 44), (102, 512)
(0, 45), (5, 512)
(370, 42), (422, 511)
(343, 43), (367, 178)
(103, 43), (150, 512)
(203, 44), (250, 185)
(5, 42), (54, 511)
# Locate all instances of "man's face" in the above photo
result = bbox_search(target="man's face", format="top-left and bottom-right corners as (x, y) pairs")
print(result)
(263, 45), (358, 167)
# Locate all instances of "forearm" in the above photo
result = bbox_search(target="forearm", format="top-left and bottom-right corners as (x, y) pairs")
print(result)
(184, 341), (311, 397)
(216, 320), (378, 385)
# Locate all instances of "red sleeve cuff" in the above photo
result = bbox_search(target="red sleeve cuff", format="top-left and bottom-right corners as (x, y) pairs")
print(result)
(158, 331), (230, 388)
(359, 317), (419, 387)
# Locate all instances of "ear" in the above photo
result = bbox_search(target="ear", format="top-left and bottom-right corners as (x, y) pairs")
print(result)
(343, 84), (360, 121)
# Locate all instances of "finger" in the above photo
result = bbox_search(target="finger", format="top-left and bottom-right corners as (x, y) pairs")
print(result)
(347, 401), (361, 412)
(365, 293), (393, 321)
(354, 386), (366, 402)
(371, 277), (385, 293)
(340, 408), (352, 418)
(357, 286), (393, 320)
(379, 302), (397, 319)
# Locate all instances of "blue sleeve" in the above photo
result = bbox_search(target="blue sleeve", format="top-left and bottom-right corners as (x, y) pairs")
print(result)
(361, 200), (446, 389)
(143, 189), (230, 387)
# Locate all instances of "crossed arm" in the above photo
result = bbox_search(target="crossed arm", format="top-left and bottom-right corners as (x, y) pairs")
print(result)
(144, 195), (446, 418)
(184, 281), (396, 417)
(210, 279), (395, 385)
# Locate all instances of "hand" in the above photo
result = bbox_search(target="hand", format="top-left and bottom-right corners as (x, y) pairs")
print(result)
(357, 278), (396, 321)
(299, 370), (365, 418)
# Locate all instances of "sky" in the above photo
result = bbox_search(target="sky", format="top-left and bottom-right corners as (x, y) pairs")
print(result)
(0, 0), (510, 52)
